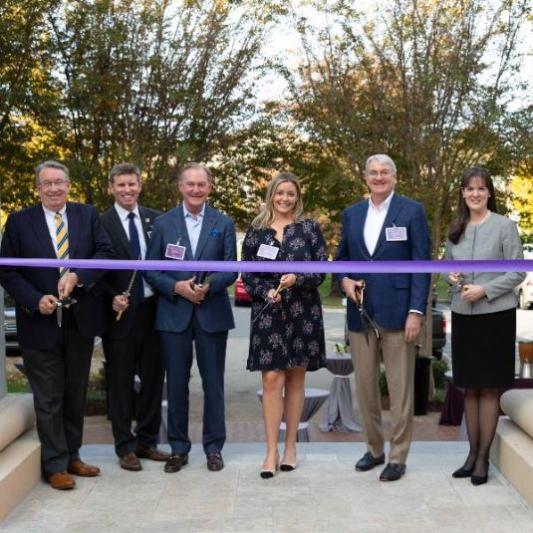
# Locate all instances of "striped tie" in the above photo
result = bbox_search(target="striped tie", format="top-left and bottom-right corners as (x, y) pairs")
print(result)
(55, 212), (69, 277)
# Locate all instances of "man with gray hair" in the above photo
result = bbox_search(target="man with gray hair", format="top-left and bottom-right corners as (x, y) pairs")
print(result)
(0, 160), (114, 489)
(336, 154), (431, 482)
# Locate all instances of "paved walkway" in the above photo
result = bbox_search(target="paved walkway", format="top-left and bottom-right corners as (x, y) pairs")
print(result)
(2, 442), (532, 533)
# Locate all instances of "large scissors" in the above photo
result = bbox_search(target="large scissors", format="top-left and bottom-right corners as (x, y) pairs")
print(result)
(251, 282), (285, 325)
(116, 269), (138, 321)
(56, 297), (77, 328)
(354, 281), (380, 345)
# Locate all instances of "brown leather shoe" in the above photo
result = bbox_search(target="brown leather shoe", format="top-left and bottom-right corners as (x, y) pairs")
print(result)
(206, 452), (224, 472)
(164, 453), (188, 473)
(135, 444), (171, 462)
(68, 459), (101, 477)
(119, 452), (142, 472)
(48, 471), (75, 490)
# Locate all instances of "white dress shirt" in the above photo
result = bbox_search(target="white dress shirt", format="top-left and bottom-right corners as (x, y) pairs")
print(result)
(42, 204), (68, 256)
(114, 203), (153, 298)
(183, 203), (205, 257)
(363, 191), (395, 255)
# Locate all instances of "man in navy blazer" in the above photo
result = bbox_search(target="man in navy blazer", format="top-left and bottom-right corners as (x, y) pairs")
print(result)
(0, 160), (114, 490)
(337, 154), (430, 482)
(145, 162), (237, 473)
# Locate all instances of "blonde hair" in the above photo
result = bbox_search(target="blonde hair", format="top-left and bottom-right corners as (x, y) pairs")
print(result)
(252, 172), (304, 229)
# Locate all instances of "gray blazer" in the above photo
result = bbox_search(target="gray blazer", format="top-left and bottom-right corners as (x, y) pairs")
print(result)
(444, 212), (525, 315)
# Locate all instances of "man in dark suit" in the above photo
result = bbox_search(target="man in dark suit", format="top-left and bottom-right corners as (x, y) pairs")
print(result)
(145, 162), (237, 473)
(337, 154), (431, 482)
(0, 160), (114, 490)
(101, 162), (169, 471)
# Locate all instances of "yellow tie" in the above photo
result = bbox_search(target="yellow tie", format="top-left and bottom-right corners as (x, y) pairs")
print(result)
(55, 212), (69, 277)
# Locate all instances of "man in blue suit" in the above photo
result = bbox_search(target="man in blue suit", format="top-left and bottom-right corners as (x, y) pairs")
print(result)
(337, 154), (430, 482)
(145, 162), (237, 473)
(0, 160), (114, 490)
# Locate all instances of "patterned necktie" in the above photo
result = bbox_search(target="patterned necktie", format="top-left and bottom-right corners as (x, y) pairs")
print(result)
(127, 212), (144, 302)
(55, 212), (69, 277)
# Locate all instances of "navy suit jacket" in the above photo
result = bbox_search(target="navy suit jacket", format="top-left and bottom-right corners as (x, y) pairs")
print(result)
(0, 202), (115, 349)
(336, 193), (431, 332)
(144, 203), (237, 333)
(100, 205), (162, 339)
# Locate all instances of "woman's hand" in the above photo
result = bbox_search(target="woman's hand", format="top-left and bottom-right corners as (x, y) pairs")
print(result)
(461, 284), (486, 303)
(279, 273), (297, 290)
(267, 288), (282, 303)
(448, 272), (463, 285)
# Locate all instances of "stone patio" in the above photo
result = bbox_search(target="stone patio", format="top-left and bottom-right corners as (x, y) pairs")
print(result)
(2, 442), (532, 533)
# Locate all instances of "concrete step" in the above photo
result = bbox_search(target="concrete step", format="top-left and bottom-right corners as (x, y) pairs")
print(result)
(2, 442), (532, 532)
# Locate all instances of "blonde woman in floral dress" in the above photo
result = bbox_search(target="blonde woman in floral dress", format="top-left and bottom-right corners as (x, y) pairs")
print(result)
(242, 172), (327, 478)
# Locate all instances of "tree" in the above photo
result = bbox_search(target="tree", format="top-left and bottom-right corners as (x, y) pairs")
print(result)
(47, 0), (285, 210)
(286, 0), (531, 254)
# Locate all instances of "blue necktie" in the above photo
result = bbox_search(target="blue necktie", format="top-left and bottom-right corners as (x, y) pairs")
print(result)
(127, 212), (143, 302)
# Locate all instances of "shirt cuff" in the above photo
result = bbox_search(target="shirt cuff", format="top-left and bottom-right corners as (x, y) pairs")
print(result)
(408, 309), (424, 315)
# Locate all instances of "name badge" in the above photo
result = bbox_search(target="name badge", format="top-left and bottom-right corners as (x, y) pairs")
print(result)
(385, 226), (407, 241)
(165, 243), (186, 260)
(257, 243), (279, 260)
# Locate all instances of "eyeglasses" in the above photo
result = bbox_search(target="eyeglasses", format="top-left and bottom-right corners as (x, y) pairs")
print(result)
(39, 179), (69, 188)
(367, 170), (393, 178)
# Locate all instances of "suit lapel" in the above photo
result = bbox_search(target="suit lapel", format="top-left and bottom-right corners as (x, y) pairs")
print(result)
(194, 206), (217, 260)
(139, 206), (154, 244)
(356, 201), (372, 259)
(30, 206), (56, 258)
(65, 202), (80, 257)
(373, 194), (404, 257)
(173, 204), (193, 260)
(108, 208), (132, 259)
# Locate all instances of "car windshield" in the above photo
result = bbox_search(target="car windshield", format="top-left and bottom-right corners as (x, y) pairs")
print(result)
(3, 293), (15, 307)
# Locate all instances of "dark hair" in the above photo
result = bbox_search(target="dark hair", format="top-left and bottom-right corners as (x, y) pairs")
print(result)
(447, 167), (498, 244)
(109, 162), (141, 184)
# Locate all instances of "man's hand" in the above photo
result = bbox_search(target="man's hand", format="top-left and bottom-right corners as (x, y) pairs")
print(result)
(461, 284), (486, 303)
(39, 295), (58, 315)
(342, 277), (365, 304)
(404, 313), (423, 343)
(174, 277), (203, 304)
(112, 294), (129, 312)
(193, 282), (210, 304)
(279, 274), (297, 290)
(58, 272), (79, 299)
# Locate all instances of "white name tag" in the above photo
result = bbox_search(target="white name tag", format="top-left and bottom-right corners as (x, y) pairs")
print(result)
(385, 226), (408, 241)
(165, 243), (186, 260)
(257, 243), (279, 260)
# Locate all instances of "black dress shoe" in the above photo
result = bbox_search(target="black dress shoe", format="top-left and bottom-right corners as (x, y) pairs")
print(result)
(206, 452), (224, 472)
(164, 453), (188, 473)
(379, 463), (406, 482)
(355, 452), (385, 472)
(452, 466), (474, 478)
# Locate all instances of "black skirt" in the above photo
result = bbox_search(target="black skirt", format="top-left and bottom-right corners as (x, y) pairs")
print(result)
(451, 308), (516, 388)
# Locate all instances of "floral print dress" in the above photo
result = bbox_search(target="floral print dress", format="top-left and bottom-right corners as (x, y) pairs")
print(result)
(242, 218), (328, 371)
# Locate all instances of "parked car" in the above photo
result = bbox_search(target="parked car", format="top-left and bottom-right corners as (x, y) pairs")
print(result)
(234, 275), (252, 306)
(3, 294), (20, 355)
(517, 272), (533, 310)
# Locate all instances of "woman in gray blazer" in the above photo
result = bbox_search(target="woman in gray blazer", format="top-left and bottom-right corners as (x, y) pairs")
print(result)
(445, 167), (525, 486)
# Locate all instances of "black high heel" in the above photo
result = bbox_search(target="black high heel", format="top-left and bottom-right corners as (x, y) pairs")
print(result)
(452, 466), (474, 478)
(471, 461), (489, 486)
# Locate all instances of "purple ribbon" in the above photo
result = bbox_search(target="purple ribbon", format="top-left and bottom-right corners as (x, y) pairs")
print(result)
(0, 258), (531, 273)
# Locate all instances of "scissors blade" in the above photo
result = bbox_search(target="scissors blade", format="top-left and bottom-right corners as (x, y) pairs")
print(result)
(56, 305), (62, 328)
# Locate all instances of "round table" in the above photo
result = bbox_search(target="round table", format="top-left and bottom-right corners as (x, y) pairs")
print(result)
(319, 353), (362, 433)
(257, 387), (330, 442)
